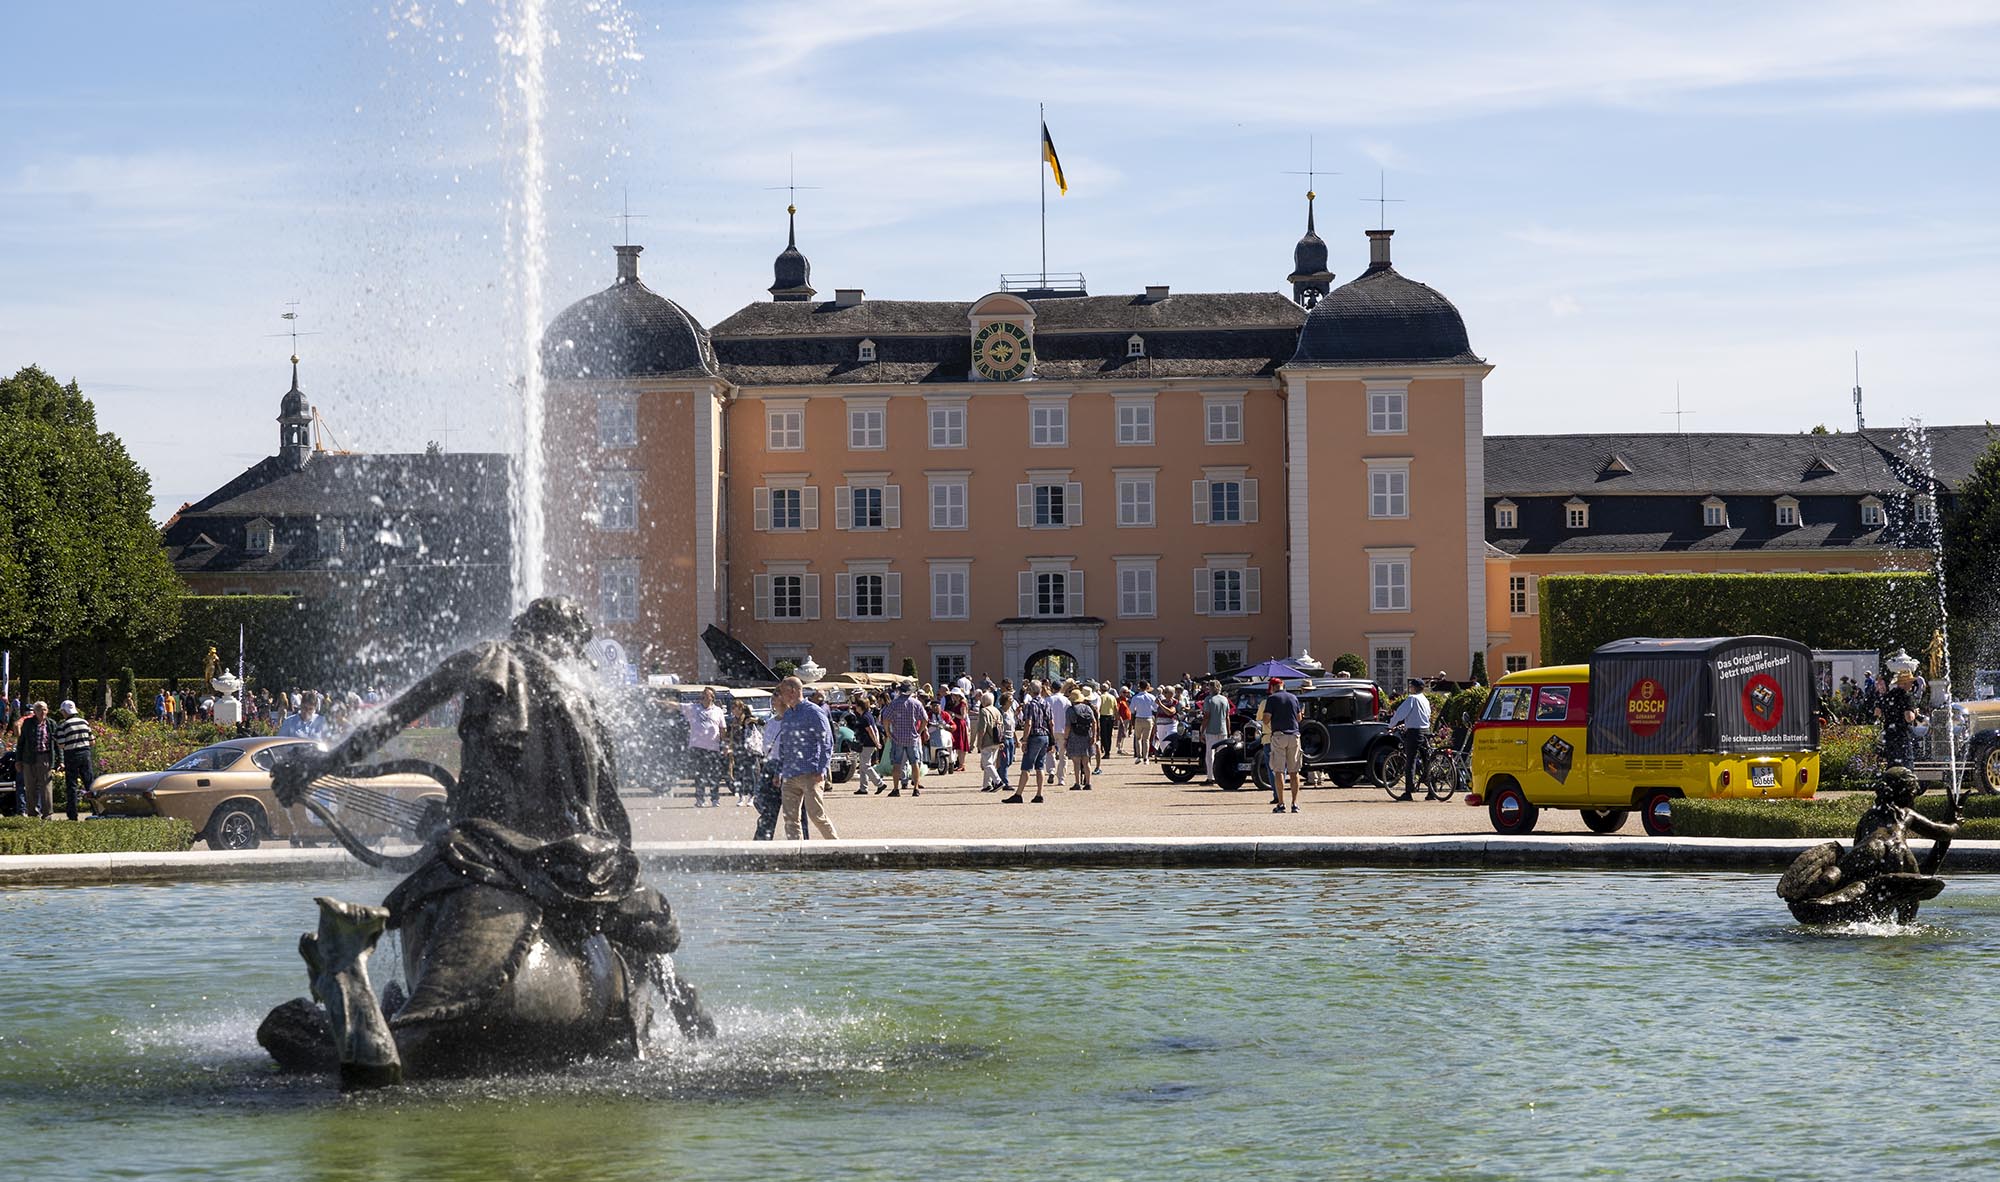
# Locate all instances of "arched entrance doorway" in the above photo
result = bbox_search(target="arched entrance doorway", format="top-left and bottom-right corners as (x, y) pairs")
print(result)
(1025, 649), (1077, 685)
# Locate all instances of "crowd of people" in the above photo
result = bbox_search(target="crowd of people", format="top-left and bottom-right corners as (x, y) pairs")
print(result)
(681, 673), (1270, 840)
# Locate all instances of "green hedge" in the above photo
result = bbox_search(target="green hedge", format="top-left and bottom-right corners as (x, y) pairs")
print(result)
(0, 816), (195, 855)
(1540, 572), (1942, 667)
(1674, 793), (2000, 840)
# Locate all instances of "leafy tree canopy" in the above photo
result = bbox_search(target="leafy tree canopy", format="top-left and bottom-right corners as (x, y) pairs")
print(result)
(1940, 428), (2000, 671)
(0, 365), (181, 655)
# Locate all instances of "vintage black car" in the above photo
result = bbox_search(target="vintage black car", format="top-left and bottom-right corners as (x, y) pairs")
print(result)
(1162, 679), (1398, 790)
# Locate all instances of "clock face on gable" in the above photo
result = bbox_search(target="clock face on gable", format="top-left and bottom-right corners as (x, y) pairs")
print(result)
(972, 320), (1033, 381)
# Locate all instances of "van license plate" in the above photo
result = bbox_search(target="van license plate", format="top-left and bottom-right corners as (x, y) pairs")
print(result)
(1750, 765), (1776, 788)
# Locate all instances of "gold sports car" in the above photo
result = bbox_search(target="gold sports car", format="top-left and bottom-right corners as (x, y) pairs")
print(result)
(92, 736), (449, 852)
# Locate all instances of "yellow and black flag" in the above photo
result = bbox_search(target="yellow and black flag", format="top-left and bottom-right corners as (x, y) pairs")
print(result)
(1041, 119), (1067, 195)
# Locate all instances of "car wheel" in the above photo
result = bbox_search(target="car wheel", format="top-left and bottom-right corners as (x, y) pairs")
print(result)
(1214, 744), (1247, 791)
(1580, 807), (1630, 835)
(1162, 762), (1198, 783)
(206, 803), (266, 851)
(830, 762), (853, 784)
(1251, 754), (1275, 794)
(1331, 770), (1361, 788)
(1299, 721), (1331, 761)
(1487, 781), (1538, 835)
(1638, 789), (1676, 837)
(1977, 743), (2000, 794)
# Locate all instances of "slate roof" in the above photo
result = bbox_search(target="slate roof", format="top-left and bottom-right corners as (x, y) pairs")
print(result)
(1486, 427), (1995, 497)
(1292, 262), (1478, 366)
(542, 277), (719, 381)
(709, 292), (1304, 387)
(1488, 520), (1895, 558)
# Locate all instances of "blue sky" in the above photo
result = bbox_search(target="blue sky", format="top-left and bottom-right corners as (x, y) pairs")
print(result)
(3, 1), (1997, 518)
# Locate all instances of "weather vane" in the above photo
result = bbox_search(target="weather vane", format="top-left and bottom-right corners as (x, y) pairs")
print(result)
(1282, 135), (1339, 201)
(1360, 170), (1405, 230)
(763, 154), (822, 214)
(611, 187), (649, 246)
(267, 300), (322, 363)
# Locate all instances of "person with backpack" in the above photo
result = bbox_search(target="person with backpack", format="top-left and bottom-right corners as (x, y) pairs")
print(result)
(1064, 686), (1098, 791)
(975, 691), (1007, 791)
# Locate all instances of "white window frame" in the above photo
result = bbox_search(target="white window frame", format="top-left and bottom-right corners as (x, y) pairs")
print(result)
(834, 473), (901, 532)
(1702, 497), (1729, 528)
(1860, 496), (1885, 528)
(1368, 635), (1413, 690)
(1194, 555), (1261, 617)
(753, 477), (819, 532)
(1493, 499), (1517, 530)
(598, 561), (640, 623)
(245, 518), (274, 555)
(1366, 381), (1408, 434)
(1565, 498), (1589, 530)
(1029, 398), (1069, 447)
(927, 399), (967, 449)
(1126, 334), (1145, 359)
(846, 398), (887, 451)
(1018, 470), (1082, 529)
(1115, 556), (1158, 619)
(754, 562), (820, 623)
(1366, 459), (1411, 520)
(857, 339), (877, 363)
(929, 560), (970, 621)
(594, 470), (639, 531)
(1369, 548), (1412, 614)
(597, 393), (638, 448)
(765, 401), (805, 452)
(1017, 558), (1082, 618)
(928, 471), (969, 531)
(1503, 654), (1532, 674)
(1115, 396), (1156, 446)
(1914, 494), (1935, 524)
(835, 561), (901, 622)
(1193, 468), (1258, 525)
(931, 645), (972, 688)
(1508, 574), (1539, 617)
(1776, 496), (1800, 527)
(1204, 394), (1245, 445)
(1205, 639), (1249, 675)
(1115, 469), (1157, 528)
(848, 645), (891, 674)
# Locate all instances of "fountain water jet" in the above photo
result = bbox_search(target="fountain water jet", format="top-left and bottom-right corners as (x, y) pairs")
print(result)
(499, 0), (550, 608)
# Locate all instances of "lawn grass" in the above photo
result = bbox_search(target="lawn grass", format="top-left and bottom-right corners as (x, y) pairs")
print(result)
(1675, 792), (2000, 840)
(0, 816), (196, 856)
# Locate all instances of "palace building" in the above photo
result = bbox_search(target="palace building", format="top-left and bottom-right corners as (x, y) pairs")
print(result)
(534, 202), (1986, 687)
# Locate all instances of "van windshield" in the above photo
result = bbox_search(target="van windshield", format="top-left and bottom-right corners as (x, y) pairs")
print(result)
(1483, 686), (1533, 722)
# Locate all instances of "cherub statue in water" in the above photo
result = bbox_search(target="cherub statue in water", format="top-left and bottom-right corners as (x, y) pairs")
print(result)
(1778, 768), (1959, 925)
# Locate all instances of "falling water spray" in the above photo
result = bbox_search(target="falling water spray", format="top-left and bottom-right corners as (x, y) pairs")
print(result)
(499, 0), (549, 607)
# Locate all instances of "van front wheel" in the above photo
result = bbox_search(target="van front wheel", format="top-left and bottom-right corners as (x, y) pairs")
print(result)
(1487, 783), (1538, 835)
(1638, 789), (1676, 836)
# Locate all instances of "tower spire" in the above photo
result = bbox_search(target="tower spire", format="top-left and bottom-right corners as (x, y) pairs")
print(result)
(1287, 189), (1334, 307)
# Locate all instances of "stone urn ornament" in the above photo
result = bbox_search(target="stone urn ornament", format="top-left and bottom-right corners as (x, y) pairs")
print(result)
(797, 655), (825, 683)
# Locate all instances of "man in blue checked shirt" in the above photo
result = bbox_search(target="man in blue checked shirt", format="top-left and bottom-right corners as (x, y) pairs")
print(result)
(771, 676), (839, 840)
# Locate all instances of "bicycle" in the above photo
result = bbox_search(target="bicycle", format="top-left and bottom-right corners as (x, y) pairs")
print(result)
(1372, 725), (1460, 801)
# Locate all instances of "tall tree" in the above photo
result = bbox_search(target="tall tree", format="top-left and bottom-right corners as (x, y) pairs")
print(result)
(1941, 429), (2000, 688)
(0, 366), (181, 704)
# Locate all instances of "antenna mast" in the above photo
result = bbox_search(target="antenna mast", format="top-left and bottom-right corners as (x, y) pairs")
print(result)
(1853, 350), (1865, 431)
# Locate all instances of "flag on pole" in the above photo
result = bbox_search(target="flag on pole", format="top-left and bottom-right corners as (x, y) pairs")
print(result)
(1041, 120), (1067, 195)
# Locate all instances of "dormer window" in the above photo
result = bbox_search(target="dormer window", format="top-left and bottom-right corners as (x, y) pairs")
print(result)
(1564, 498), (1589, 529)
(1859, 496), (1885, 528)
(1775, 496), (1800, 527)
(1493, 499), (1517, 530)
(1599, 454), (1634, 479)
(1915, 494), (1935, 524)
(857, 339), (877, 363)
(1702, 497), (1729, 529)
(1126, 335), (1145, 359)
(245, 518), (275, 555)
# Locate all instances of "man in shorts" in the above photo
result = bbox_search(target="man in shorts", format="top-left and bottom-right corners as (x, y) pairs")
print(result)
(1260, 676), (1304, 814)
(885, 683), (930, 797)
(1007, 679), (1051, 804)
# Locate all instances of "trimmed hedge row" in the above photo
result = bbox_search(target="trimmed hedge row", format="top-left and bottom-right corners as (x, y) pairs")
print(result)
(1674, 792), (2000, 840)
(1540, 572), (1942, 667)
(0, 816), (196, 855)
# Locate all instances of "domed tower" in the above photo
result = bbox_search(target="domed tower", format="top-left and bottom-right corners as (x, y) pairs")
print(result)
(768, 205), (815, 302)
(1291, 230), (1475, 365)
(538, 242), (726, 677)
(1286, 191), (1334, 308)
(277, 356), (312, 470)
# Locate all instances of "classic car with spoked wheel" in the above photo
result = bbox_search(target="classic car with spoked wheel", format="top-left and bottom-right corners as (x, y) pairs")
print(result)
(91, 736), (449, 851)
(1193, 679), (1399, 792)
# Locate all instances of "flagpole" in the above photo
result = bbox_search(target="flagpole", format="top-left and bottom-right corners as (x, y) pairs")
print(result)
(1039, 102), (1047, 287)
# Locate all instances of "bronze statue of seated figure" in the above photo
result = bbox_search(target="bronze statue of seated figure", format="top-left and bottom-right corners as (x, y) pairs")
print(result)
(1778, 768), (1958, 926)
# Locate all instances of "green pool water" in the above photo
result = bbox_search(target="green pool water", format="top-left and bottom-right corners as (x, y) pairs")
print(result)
(4, 867), (1998, 1181)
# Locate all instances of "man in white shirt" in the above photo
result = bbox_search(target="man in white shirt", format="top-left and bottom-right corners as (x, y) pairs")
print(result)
(1043, 683), (1070, 785)
(1387, 678), (1435, 800)
(1129, 684), (1158, 762)
(680, 687), (730, 807)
